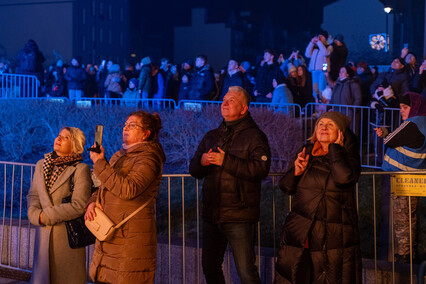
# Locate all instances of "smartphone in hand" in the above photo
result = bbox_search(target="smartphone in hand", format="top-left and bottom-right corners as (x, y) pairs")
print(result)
(88, 125), (103, 153)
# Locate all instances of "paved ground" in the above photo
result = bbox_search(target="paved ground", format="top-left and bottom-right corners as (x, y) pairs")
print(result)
(0, 278), (27, 284)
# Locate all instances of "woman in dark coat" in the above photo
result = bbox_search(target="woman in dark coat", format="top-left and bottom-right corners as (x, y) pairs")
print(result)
(275, 111), (362, 284)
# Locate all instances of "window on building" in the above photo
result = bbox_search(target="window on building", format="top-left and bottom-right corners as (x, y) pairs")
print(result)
(91, 1), (96, 17)
(92, 27), (95, 42)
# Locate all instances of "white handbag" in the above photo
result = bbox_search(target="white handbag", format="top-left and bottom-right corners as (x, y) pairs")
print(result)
(85, 194), (154, 242)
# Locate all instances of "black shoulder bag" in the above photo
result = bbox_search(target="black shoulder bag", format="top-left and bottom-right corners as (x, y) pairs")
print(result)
(62, 170), (96, 249)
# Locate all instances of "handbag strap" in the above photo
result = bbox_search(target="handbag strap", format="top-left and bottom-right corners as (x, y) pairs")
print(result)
(114, 197), (154, 229)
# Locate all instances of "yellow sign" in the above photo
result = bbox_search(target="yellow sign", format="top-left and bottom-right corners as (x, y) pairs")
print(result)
(391, 174), (426, 196)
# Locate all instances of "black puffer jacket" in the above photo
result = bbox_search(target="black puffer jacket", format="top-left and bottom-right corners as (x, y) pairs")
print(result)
(189, 113), (271, 223)
(275, 129), (362, 284)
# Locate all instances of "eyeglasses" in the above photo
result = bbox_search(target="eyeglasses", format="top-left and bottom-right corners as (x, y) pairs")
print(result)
(123, 123), (144, 130)
(57, 135), (71, 141)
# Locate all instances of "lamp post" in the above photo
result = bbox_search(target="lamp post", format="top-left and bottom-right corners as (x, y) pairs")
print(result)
(384, 6), (392, 52)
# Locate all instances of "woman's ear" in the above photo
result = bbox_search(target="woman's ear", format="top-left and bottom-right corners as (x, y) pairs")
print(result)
(144, 130), (151, 141)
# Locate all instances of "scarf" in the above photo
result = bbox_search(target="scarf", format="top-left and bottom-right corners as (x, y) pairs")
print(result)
(43, 152), (83, 191)
(311, 141), (328, 156)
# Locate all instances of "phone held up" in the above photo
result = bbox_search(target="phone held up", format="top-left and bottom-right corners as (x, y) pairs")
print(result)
(88, 125), (103, 153)
(322, 63), (328, 72)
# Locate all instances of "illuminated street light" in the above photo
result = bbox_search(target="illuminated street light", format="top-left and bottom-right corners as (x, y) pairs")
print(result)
(384, 7), (392, 14)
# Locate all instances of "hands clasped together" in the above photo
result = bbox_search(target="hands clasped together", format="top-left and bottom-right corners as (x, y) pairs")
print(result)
(201, 147), (225, 167)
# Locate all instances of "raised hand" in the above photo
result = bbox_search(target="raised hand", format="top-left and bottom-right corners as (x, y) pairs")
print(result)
(294, 147), (310, 176)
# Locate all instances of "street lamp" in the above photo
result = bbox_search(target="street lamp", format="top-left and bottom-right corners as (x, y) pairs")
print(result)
(384, 6), (392, 52)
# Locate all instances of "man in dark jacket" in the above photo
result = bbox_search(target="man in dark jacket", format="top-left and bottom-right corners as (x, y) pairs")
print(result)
(254, 49), (284, 102)
(188, 54), (216, 100)
(329, 34), (348, 81)
(189, 86), (271, 284)
(219, 59), (248, 100)
(64, 56), (86, 103)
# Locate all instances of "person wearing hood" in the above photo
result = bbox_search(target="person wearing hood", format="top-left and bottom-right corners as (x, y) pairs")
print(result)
(275, 111), (362, 284)
(189, 86), (271, 284)
(104, 64), (125, 99)
(85, 111), (166, 284)
(138, 56), (152, 99)
(64, 56), (87, 103)
(370, 57), (410, 102)
(374, 92), (426, 263)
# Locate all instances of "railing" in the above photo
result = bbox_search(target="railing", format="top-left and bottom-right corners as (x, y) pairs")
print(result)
(0, 74), (39, 98)
(0, 161), (424, 283)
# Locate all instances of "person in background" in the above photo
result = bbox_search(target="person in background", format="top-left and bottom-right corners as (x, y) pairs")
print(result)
(85, 111), (166, 284)
(123, 78), (140, 107)
(329, 34), (348, 81)
(188, 54), (216, 100)
(104, 64), (125, 99)
(355, 61), (374, 106)
(271, 77), (294, 115)
(64, 56), (87, 103)
(27, 127), (92, 284)
(279, 49), (305, 78)
(138, 56), (152, 99)
(189, 86), (271, 284)
(305, 30), (333, 99)
(374, 92), (426, 263)
(177, 73), (191, 102)
(219, 59), (247, 100)
(275, 112), (362, 283)
(418, 58), (426, 100)
(97, 60), (113, 98)
(254, 49), (284, 103)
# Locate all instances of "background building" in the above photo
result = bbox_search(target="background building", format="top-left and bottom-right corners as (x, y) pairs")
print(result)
(0, 0), (130, 67)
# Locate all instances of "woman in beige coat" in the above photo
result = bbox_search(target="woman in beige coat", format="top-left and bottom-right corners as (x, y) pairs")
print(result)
(27, 127), (92, 284)
(85, 111), (166, 284)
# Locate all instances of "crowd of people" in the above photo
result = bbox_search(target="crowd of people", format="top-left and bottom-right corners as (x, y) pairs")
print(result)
(10, 33), (426, 284)
(3, 36), (426, 109)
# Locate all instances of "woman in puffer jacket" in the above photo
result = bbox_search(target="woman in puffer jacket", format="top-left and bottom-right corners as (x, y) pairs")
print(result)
(275, 111), (362, 284)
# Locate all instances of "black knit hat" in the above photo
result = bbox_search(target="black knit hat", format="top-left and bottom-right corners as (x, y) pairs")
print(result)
(316, 111), (351, 132)
(400, 94), (411, 106)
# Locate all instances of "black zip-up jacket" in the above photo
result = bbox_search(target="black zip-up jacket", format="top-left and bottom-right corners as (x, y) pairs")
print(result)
(189, 113), (271, 223)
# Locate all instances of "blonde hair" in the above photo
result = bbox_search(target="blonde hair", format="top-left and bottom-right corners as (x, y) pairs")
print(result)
(63, 127), (86, 154)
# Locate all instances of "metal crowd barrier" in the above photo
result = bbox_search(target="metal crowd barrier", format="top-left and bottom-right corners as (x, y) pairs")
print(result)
(0, 160), (424, 283)
(78, 97), (177, 110)
(0, 74), (39, 98)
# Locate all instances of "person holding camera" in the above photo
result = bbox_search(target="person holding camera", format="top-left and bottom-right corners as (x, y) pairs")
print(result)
(370, 57), (410, 102)
(305, 30), (333, 99)
(85, 111), (166, 284)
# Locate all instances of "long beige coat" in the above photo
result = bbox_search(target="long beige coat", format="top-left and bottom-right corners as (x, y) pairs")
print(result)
(89, 142), (166, 284)
(27, 158), (92, 284)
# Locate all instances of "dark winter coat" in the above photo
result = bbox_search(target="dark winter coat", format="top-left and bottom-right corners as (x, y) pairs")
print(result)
(286, 75), (314, 108)
(64, 66), (87, 90)
(188, 65), (216, 100)
(370, 68), (410, 100)
(330, 78), (362, 106)
(219, 71), (247, 100)
(189, 113), (271, 223)
(138, 65), (152, 94)
(255, 62), (284, 98)
(275, 130), (362, 284)
(329, 43), (348, 81)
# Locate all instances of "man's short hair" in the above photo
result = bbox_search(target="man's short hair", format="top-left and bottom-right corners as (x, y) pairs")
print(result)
(196, 54), (208, 63)
(229, 59), (239, 65)
(228, 86), (251, 106)
(263, 49), (276, 59)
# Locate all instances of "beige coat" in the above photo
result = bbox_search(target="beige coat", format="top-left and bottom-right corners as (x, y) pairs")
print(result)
(89, 142), (166, 284)
(27, 158), (92, 284)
